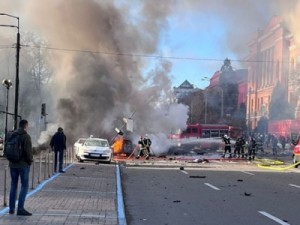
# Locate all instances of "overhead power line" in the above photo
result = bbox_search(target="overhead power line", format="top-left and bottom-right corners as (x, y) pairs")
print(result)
(20, 44), (285, 64)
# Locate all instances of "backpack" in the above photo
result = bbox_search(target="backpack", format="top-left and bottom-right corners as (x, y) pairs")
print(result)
(4, 132), (23, 162)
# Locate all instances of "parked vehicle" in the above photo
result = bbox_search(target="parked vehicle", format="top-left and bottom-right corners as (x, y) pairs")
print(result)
(74, 137), (112, 163)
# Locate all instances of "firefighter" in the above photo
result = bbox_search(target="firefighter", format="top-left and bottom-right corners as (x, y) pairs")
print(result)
(136, 136), (150, 160)
(144, 134), (152, 156)
(272, 135), (278, 156)
(234, 136), (244, 158)
(239, 136), (246, 158)
(222, 134), (232, 158)
(248, 137), (257, 161)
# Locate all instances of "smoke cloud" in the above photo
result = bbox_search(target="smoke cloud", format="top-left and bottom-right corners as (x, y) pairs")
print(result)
(3, 0), (300, 151)
(22, 0), (187, 153)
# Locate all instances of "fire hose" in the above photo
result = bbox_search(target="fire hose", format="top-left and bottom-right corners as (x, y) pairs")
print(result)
(255, 158), (300, 171)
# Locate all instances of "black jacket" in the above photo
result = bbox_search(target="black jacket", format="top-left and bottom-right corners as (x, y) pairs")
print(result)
(9, 128), (33, 168)
(50, 131), (66, 151)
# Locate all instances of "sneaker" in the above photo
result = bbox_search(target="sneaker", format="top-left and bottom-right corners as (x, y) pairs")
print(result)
(17, 209), (32, 216)
(9, 209), (14, 214)
(59, 170), (65, 173)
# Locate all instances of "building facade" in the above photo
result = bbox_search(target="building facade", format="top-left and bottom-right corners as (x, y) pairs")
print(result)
(246, 16), (291, 129)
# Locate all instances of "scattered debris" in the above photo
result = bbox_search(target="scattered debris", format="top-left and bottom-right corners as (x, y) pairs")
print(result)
(173, 200), (181, 203)
(244, 192), (252, 197)
(189, 175), (206, 179)
(193, 158), (209, 163)
(237, 179), (243, 182)
(80, 167), (86, 170)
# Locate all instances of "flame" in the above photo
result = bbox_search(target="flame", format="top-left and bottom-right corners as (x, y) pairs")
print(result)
(112, 136), (124, 154)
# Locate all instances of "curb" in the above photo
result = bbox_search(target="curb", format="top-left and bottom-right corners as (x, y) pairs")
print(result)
(116, 164), (127, 225)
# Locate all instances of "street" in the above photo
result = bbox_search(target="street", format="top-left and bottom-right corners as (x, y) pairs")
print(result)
(121, 166), (300, 225)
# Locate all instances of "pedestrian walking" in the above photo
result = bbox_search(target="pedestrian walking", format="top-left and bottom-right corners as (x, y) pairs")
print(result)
(8, 120), (33, 216)
(50, 127), (66, 173)
(222, 134), (232, 158)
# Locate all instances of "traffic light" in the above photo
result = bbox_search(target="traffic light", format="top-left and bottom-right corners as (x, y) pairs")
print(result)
(41, 103), (46, 116)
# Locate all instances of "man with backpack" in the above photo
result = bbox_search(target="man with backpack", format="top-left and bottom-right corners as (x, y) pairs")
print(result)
(50, 127), (66, 173)
(6, 119), (33, 216)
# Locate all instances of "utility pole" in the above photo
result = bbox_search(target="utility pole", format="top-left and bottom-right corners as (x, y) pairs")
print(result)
(14, 29), (20, 129)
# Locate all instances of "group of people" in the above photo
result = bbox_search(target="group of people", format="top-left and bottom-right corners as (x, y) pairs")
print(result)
(222, 135), (250, 159)
(5, 120), (66, 216)
(221, 133), (286, 160)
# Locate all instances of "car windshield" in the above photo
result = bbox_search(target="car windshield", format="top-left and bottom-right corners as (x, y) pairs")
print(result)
(84, 139), (108, 147)
(79, 139), (86, 144)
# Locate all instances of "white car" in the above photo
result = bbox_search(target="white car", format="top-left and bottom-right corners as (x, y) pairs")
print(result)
(74, 138), (112, 163)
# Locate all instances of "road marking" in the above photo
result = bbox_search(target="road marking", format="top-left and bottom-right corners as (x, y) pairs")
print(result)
(181, 170), (189, 174)
(241, 171), (254, 175)
(116, 164), (127, 225)
(258, 211), (290, 225)
(204, 183), (220, 190)
(289, 183), (300, 189)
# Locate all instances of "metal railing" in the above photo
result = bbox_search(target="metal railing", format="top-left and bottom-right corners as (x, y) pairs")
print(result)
(2, 147), (75, 207)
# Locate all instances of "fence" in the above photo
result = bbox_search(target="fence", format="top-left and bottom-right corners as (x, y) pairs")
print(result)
(1, 147), (75, 207)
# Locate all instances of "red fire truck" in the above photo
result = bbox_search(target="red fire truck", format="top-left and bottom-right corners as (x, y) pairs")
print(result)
(169, 124), (242, 139)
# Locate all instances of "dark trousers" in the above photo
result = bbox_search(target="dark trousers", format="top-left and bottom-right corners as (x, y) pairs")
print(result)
(54, 150), (64, 172)
(223, 146), (232, 157)
(248, 147), (256, 160)
(234, 147), (241, 156)
(9, 166), (30, 211)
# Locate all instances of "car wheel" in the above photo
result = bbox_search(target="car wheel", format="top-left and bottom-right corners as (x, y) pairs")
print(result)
(293, 156), (298, 168)
(76, 155), (84, 163)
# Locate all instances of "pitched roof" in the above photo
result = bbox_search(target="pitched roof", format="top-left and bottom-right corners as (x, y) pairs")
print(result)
(178, 80), (194, 89)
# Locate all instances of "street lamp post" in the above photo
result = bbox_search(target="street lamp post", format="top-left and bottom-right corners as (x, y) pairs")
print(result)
(2, 79), (13, 145)
(204, 91), (207, 124)
(0, 13), (20, 130)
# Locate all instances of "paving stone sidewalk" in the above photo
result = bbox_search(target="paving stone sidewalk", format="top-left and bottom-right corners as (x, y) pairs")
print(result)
(0, 163), (118, 225)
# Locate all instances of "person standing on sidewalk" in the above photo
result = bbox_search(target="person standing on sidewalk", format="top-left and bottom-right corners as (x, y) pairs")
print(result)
(9, 119), (33, 216)
(50, 127), (66, 173)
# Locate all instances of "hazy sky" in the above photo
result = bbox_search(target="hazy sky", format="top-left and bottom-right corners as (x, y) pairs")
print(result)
(0, 0), (290, 89)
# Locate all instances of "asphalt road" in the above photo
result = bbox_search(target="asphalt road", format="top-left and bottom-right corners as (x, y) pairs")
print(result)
(121, 166), (300, 225)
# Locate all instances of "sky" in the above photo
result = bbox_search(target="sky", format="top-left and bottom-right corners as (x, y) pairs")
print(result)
(0, 0), (290, 89)
(139, 0), (279, 89)
(161, 13), (238, 88)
